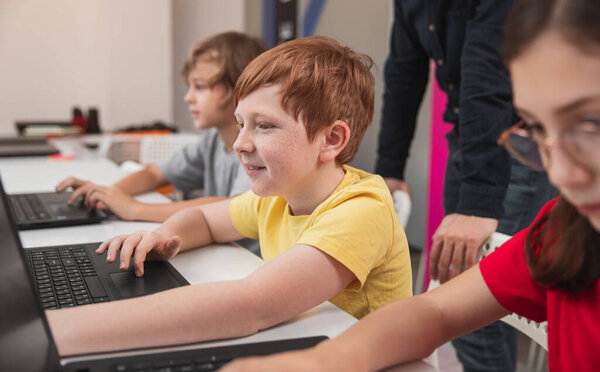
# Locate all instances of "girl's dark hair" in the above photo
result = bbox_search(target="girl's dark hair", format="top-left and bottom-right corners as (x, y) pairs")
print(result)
(525, 199), (600, 292)
(503, 0), (600, 292)
(503, 0), (600, 62)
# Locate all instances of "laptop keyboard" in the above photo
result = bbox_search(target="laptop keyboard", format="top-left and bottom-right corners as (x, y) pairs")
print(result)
(79, 336), (328, 372)
(112, 355), (231, 372)
(25, 246), (111, 309)
(10, 194), (50, 222)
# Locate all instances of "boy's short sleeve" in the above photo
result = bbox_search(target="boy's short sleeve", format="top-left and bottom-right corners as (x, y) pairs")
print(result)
(298, 193), (397, 289)
(229, 191), (261, 240)
(158, 135), (209, 194)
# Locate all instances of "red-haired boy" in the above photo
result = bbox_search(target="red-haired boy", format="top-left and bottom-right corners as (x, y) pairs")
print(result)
(47, 36), (413, 355)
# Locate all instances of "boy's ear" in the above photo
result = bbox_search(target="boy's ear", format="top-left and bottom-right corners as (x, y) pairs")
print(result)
(319, 120), (350, 163)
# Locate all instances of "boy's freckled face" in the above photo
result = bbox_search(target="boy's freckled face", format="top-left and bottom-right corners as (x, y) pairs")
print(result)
(184, 59), (231, 130)
(233, 85), (323, 198)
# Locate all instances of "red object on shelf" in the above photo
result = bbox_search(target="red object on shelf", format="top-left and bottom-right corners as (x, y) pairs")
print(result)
(70, 107), (87, 134)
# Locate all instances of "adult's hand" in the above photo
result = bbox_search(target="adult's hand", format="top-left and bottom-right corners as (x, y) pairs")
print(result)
(383, 177), (411, 198)
(429, 214), (497, 283)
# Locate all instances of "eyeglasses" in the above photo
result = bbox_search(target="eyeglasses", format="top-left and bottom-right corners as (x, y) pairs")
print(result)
(498, 119), (600, 172)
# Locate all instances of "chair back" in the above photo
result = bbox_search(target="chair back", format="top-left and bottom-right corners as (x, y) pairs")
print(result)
(480, 232), (548, 351)
(392, 190), (411, 228)
(423, 232), (548, 371)
(139, 134), (200, 165)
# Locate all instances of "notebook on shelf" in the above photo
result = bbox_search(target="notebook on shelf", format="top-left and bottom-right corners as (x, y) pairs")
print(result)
(0, 135), (59, 157)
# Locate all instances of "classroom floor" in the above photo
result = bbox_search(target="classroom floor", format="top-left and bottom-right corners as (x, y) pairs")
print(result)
(408, 248), (548, 372)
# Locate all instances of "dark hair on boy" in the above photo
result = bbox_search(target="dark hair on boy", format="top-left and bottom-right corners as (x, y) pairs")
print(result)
(234, 36), (375, 164)
(503, 0), (600, 293)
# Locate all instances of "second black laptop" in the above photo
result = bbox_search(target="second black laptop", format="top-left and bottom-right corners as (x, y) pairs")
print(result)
(7, 191), (108, 230)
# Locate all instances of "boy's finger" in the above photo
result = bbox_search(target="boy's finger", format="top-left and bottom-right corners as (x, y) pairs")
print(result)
(119, 233), (143, 271)
(106, 235), (127, 263)
(133, 235), (158, 277)
(85, 188), (101, 209)
(96, 238), (112, 254)
(55, 177), (80, 192)
(68, 184), (90, 204)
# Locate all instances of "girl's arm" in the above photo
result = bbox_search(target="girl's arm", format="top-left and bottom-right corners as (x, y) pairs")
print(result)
(222, 265), (509, 372)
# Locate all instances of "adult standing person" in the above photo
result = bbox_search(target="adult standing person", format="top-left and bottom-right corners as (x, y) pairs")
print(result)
(375, 1), (555, 371)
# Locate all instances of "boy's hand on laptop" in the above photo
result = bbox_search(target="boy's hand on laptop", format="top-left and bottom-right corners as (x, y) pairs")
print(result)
(85, 185), (140, 220)
(55, 177), (100, 206)
(96, 231), (182, 277)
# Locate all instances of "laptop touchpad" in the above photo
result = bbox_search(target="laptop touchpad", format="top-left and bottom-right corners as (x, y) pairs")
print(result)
(109, 267), (182, 298)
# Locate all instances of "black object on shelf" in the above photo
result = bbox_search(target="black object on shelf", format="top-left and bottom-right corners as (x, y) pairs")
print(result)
(87, 108), (102, 134)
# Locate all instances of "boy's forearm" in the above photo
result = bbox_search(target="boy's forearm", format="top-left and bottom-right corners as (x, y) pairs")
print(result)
(155, 206), (215, 251)
(113, 165), (167, 195)
(47, 280), (263, 356)
(131, 196), (228, 222)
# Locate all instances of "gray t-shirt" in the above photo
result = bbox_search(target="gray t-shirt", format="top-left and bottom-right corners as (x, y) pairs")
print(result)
(158, 128), (260, 257)
(158, 128), (249, 198)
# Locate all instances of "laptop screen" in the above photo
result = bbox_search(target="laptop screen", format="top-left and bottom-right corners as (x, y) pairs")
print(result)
(0, 175), (60, 370)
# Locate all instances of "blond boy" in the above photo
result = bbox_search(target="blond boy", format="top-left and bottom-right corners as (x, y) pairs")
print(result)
(56, 32), (266, 223)
(47, 36), (412, 355)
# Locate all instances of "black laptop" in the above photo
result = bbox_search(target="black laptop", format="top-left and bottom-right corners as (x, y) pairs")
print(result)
(0, 135), (59, 157)
(7, 190), (108, 230)
(0, 174), (327, 371)
(0, 174), (189, 309)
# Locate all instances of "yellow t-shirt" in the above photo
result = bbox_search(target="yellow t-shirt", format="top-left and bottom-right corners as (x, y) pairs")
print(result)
(229, 165), (412, 318)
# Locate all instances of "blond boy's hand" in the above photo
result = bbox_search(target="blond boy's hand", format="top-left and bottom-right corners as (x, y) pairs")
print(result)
(96, 231), (181, 277)
(55, 176), (100, 205)
(84, 185), (141, 220)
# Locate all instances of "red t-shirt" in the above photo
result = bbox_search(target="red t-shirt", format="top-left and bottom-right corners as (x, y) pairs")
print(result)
(480, 198), (600, 372)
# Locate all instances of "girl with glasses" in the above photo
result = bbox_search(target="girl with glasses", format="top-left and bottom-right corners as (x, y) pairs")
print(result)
(222, 0), (600, 371)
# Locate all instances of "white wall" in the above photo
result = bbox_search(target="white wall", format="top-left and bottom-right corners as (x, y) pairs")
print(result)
(0, 0), (173, 134)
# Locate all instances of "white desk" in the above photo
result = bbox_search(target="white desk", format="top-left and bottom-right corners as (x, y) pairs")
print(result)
(0, 155), (169, 247)
(0, 148), (434, 371)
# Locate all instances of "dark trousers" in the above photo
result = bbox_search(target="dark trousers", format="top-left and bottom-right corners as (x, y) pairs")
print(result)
(443, 134), (556, 371)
